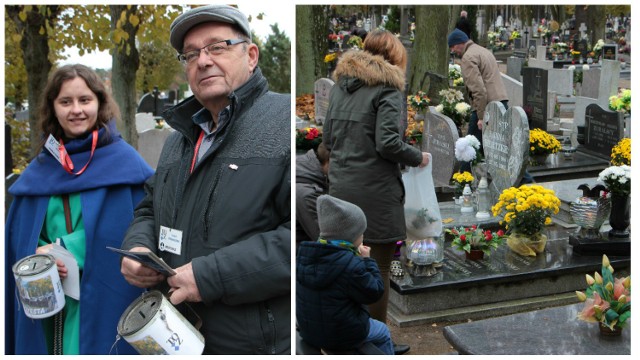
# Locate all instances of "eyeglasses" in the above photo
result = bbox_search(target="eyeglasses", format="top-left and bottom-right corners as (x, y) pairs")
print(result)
(177, 39), (247, 65)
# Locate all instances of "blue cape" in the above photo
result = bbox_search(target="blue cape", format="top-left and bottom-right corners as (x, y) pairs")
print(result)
(5, 122), (154, 354)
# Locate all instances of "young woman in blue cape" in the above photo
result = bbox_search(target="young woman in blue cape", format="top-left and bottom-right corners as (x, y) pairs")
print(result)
(5, 64), (154, 355)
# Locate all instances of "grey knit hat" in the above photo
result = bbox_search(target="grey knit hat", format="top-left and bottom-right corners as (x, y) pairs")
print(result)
(317, 195), (367, 243)
(170, 5), (251, 52)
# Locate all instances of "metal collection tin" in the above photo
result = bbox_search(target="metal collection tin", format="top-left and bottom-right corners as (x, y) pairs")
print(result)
(12, 254), (65, 319)
(117, 290), (205, 355)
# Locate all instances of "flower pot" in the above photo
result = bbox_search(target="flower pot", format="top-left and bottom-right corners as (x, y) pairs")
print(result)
(465, 249), (484, 260)
(530, 154), (549, 166)
(570, 195), (611, 235)
(506, 232), (547, 257)
(609, 194), (630, 238)
(599, 323), (623, 337)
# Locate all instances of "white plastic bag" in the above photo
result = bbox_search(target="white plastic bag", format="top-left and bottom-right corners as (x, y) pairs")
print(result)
(402, 157), (442, 240)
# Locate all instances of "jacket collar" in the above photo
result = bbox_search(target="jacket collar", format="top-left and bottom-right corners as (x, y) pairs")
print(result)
(462, 40), (475, 56)
(163, 66), (269, 142)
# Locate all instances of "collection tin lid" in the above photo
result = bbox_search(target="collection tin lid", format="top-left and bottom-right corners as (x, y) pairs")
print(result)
(117, 290), (164, 336)
(12, 254), (55, 277)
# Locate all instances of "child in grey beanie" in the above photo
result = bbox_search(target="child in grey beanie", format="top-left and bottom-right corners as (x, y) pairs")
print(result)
(296, 195), (394, 354)
(317, 194), (367, 245)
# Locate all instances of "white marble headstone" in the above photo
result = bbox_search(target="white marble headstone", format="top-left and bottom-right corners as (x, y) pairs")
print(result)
(314, 78), (335, 125)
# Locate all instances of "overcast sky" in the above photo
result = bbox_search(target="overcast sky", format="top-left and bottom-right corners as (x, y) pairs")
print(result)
(59, 4), (295, 70)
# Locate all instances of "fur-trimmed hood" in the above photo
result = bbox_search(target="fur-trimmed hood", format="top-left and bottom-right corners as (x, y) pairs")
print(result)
(332, 50), (405, 93)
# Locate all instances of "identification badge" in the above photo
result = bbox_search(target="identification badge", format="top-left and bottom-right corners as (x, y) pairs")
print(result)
(159, 226), (182, 255)
(45, 134), (64, 165)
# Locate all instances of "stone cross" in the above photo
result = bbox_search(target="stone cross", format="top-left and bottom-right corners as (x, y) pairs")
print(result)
(579, 23), (587, 39)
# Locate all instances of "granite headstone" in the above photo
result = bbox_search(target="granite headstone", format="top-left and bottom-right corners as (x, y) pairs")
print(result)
(314, 78), (335, 125)
(581, 68), (601, 99)
(597, 60), (621, 110)
(574, 39), (589, 58)
(507, 57), (525, 80)
(536, 45), (547, 60)
(513, 38), (522, 49)
(137, 128), (174, 169)
(547, 69), (574, 97)
(584, 103), (623, 159)
(423, 108), (459, 187)
(602, 44), (618, 60)
(483, 101), (530, 200)
(522, 67), (548, 130)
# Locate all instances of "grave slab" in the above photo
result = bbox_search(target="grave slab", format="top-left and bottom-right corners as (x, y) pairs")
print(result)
(388, 231), (630, 326)
(444, 303), (630, 355)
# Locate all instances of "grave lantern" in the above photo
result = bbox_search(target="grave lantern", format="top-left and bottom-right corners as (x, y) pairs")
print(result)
(475, 177), (491, 219)
(460, 184), (475, 213)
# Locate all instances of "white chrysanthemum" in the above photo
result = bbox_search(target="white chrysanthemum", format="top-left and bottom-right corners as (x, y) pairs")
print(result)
(582, 64), (590, 71)
(455, 102), (471, 115)
(435, 104), (444, 113)
(568, 65), (576, 71)
(465, 134), (481, 149)
(455, 137), (477, 162)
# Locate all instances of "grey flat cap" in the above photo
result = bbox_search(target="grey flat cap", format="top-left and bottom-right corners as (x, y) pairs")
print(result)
(170, 5), (251, 52)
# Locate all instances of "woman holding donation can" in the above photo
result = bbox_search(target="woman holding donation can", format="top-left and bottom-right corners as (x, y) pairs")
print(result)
(5, 64), (154, 355)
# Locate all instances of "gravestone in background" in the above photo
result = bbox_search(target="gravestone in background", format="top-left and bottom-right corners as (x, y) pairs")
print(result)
(423, 108), (459, 187)
(137, 128), (174, 169)
(483, 101), (530, 201)
(522, 67), (548, 130)
(513, 38), (522, 49)
(602, 44), (618, 61)
(135, 112), (157, 133)
(581, 69), (601, 99)
(574, 39), (589, 58)
(528, 39), (538, 51)
(597, 60), (621, 110)
(536, 45), (547, 60)
(547, 69), (574, 97)
(314, 78), (335, 125)
(583, 104), (624, 159)
(507, 57), (525, 80)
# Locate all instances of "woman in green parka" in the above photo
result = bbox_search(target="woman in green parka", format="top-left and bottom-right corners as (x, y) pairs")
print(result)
(321, 29), (431, 329)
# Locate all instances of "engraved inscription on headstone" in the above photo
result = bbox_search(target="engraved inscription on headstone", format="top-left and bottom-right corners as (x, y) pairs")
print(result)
(423, 108), (459, 187)
(314, 78), (335, 125)
(523, 67), (548, 130)
(584, 104), (623, 159)
(483, 102), (529, 200)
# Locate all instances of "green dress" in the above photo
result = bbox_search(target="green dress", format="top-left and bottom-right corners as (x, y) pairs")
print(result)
(38, 193), (85, 355)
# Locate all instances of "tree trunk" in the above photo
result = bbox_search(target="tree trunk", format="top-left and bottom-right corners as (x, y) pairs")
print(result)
(408, 6), (450, 100)
(110, 5), (140, 149)
(586, 5), (606, 47)
(7, 5), (59, 157)
(296, 5), (329, 96)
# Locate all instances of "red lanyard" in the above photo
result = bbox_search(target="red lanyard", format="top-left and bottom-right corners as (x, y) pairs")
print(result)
(58, 130), (98, 176)
(190, 130), (205, 174)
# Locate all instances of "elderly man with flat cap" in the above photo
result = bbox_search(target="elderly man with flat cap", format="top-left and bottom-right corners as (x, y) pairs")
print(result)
(448, 28), (508, 171)
(120, 5), (291, 354)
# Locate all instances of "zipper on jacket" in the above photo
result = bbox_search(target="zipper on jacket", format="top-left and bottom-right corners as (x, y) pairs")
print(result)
(265, 303), (277, 355)
(202, 165), (225, 240)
